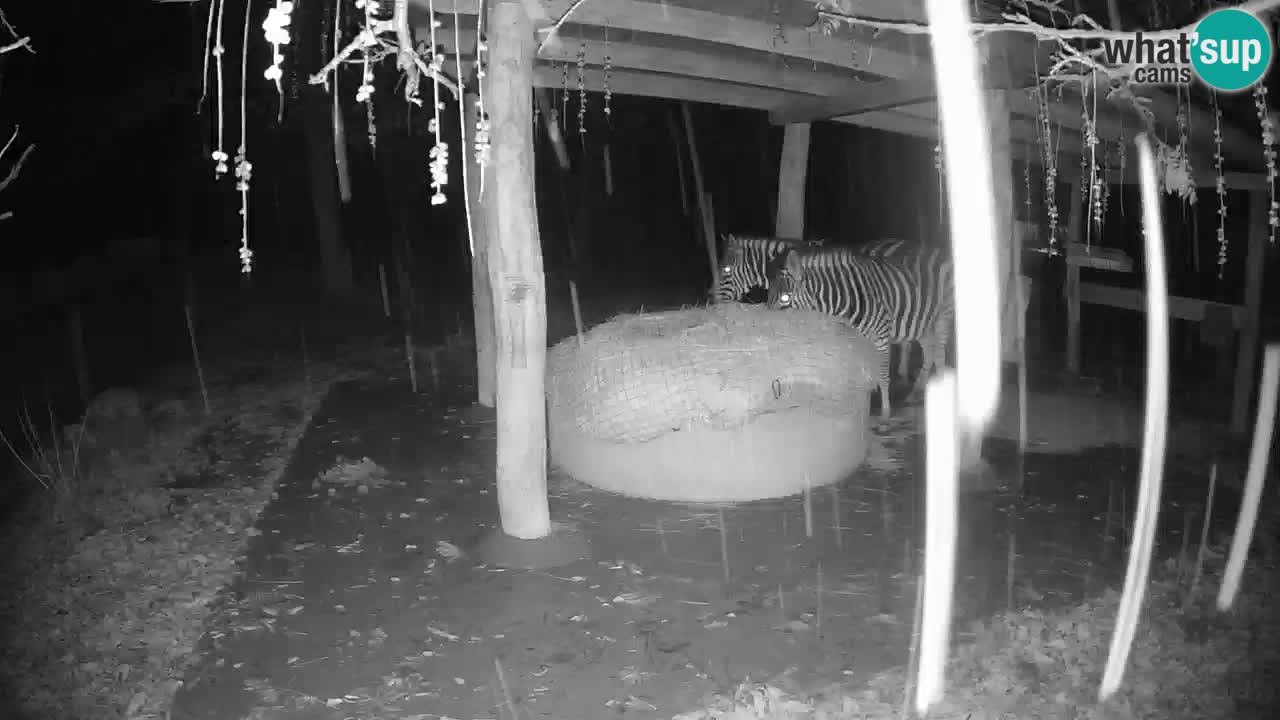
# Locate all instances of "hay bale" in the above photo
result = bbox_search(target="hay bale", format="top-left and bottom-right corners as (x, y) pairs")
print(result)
(549, 401), (871, 503)
(545, 304), (880, 503)
(546, 304), (879, 444)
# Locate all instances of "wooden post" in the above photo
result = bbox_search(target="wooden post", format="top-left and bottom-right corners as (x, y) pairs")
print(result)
(775, 122), (811, 239)
(987, 88), (1017, 368)
(465, 91), (497, 408)
(486, 0), (550, 540)
(1064, 180), (1085, 375)
(1231, 189), (1269, 435)
(679, 102), (717, 289)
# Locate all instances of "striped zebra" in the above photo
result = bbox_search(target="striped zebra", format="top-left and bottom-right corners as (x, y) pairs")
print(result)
(711, 234), (921, 381)
(710, 234), (827, 304)
(767, 244), (954, 420)
(711, 234), (912, 304)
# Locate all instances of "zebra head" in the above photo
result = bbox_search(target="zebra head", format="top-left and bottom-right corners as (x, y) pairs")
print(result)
(710, 233), (750, 303)
(766, 247), (809, 310)
(712, 235), (826, 304)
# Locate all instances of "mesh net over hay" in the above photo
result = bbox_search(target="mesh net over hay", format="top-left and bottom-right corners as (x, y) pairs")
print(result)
(547, 304), (881, 503)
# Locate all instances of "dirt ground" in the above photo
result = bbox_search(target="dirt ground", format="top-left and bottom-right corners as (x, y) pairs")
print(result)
(168, 358), (1240, 720)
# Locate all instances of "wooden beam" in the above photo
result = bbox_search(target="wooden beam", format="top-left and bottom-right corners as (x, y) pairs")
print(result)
(832, 107), (940, 139)
(531, 64), (811, 112)
(775, 123), (810, 238)
(1079, 283), (1246, 327)
(436, 30), (873, 98)
(771, 53), (1024, 126)
(487, 0), (551, 540)
(1105, 164), (1272, 191)
(528, 63), (948, 141)
(426, 0), (921, 79)
(465, 91), (496, 408)
(1231, 189), (1269, 435)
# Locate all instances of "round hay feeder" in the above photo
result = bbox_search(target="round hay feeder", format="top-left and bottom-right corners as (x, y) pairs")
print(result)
(546, 304), (880, 503)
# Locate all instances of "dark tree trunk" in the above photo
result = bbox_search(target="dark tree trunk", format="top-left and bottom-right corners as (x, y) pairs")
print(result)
(297, 0), (353, 297)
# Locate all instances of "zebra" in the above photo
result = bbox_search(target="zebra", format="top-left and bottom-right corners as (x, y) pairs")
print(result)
(711, 234), (922, 380)
(766, 244), (954, 420)
(711, 234), (916, 304)
(710, 234), (828, 304)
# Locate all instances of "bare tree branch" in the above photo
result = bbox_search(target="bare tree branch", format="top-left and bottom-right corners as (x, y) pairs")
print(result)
(0, 7), (34, 54)
(1, 36), (31, 55)
(0, 143), (35, 195)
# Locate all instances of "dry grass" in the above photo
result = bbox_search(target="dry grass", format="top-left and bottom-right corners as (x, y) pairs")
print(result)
(0, 349), (383, 720)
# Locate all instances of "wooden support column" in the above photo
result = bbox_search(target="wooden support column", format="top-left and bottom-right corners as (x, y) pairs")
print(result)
(775, 122), (810, 239)
(1064, 180), (1085, 375)
(465, 91), (496, 408)
(486, 0), (550, 540)
(1231, 189), (1269, 435)
(986, 88), (1017, 367)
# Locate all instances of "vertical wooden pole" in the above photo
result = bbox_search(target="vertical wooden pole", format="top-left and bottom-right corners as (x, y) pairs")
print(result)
(1231, 188), (1269, 435)
(666, 108), (690, 216)
(1064, 180), (1085, 375)
(679, 102), (717, 289)
(465, 91), (497, 408)
(986, 88), (1017, 368)
(775, 123), (811, 240)
(487, 0), (550, 539)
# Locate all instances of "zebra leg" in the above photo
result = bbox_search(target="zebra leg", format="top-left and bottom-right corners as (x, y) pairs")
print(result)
(877, 343), (893, 422)
(906, 335), (937, 403)
(895, 342), (912, 382)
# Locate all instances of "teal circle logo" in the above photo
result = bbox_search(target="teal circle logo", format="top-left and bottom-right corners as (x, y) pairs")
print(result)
(1191, 8), (1273, 92)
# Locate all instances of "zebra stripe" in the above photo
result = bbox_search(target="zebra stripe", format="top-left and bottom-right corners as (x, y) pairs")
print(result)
(710, 234), (827, 304)
(766, 245), (954, 419)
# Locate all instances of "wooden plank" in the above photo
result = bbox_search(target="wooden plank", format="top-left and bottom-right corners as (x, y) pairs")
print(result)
(1105, 164), (1271, 191)
(1231, 189), (1269, 435)
(1078, 282), (1246, 327)
(1065, 241), (1134, 273)
(425, 0), (921, 79)
(775, 123), (810, 238)
(487, 0), (551, 540)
